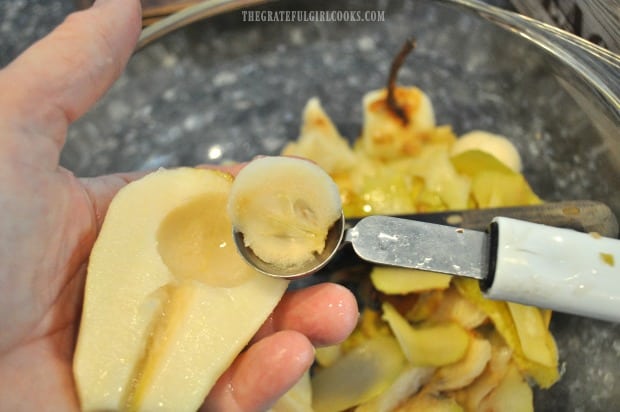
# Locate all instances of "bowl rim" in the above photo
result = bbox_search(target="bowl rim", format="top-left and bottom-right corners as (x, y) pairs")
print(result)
(136, 0), (620, 117)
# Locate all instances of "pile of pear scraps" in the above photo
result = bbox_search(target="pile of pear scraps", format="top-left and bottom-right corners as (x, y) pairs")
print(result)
(268, 41), (558, 412)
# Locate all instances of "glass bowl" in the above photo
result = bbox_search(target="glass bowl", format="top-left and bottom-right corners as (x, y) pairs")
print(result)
(62, 0), (620, 409)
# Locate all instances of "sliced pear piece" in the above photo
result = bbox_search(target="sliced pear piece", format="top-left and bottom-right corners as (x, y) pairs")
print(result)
(406, 290), (446, 322)
(355, 160), (419, 215)
(450, 149), (516, 177)
(471, 171), (541, 208)
(397, 145), (470, 210)
(73, 168), (288, 411)
(360, 87), (436, 159)
(269, 371), (313, 412)
(450, 339), (513, 411)
(370, 266), (452, 294)
(429, 337), (492, 392)
(282, 97), (357, 174)
(358, 307), (391, 339)
(339, 308), (391, 354)
(453, 278), (559, 388)
(227, 156), (342, 269)
(450, 136), (534, 209)
(311, 335), (406, 412)
(315, 344), (343, 368)
(418, 148), (471, 210)
(478, 363), (534, 412)
(428, 287), (488, 329)
(542, 308), (553, 328)
(451, 130), (522, 172)
(382, 302), (470, 367)
(395, 392), (464, 412)
(507, 302), (557, 368)
(356, 365), (434, 412)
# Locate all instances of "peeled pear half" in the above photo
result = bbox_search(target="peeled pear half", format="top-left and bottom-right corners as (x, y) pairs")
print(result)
(73, 168), (288, 411)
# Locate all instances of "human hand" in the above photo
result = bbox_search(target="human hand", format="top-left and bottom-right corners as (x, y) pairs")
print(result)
(0, 1), (358, 410)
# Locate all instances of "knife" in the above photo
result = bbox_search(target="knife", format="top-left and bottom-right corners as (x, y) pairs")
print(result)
(345, 200), (619, 238)
(346, 216), (620, 323)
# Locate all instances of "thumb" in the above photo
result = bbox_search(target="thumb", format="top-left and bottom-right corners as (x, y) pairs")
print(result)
(80, 164), (245, 231)
(0, 0), (142, 167)
(80, 171), (148, 231)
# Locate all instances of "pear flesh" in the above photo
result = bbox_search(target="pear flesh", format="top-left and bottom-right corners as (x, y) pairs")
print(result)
(73, 168), (288, 411)
(227, 156), (342, 269)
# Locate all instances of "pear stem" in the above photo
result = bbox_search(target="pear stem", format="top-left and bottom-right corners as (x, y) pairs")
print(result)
(387, 38), (416, 126)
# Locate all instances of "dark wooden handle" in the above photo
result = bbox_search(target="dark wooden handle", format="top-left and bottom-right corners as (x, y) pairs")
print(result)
(346, 200), (619, 238)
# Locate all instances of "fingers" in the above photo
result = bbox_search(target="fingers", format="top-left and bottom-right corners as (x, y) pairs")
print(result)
(255, 283), (359, 347)
(203, 284), (358, 411)
(202, 330), (315, 412)
(0, 0), (142, 156)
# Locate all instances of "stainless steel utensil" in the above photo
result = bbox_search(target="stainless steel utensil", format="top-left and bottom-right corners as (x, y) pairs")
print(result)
(345, 215), (620, 322)
(234, 201), (620, 322)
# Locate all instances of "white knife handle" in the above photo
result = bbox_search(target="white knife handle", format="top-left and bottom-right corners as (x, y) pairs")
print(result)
(483, 217), (620, 323)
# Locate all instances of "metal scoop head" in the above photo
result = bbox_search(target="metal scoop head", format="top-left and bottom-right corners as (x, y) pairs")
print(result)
(232, 213), (346, 279)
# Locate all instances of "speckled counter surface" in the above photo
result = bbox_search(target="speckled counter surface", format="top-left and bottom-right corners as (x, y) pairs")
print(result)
(1, 1), (619, 411)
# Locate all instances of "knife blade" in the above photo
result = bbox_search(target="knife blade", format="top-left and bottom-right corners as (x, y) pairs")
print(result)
(345, 215), (620, 322)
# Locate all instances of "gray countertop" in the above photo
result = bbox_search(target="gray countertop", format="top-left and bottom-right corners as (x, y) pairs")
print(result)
(0, 1), (74, 67)
(1, 1), (618, 411)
